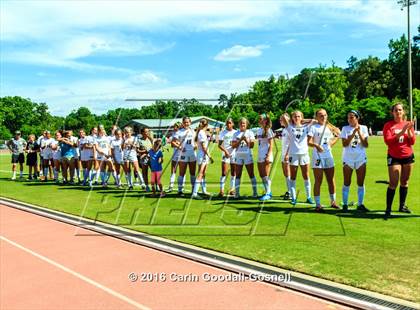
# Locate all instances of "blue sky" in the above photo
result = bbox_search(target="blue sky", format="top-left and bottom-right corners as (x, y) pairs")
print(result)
(1, 0), (419, 116)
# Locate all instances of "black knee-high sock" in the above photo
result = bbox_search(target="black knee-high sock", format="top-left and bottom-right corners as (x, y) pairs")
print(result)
(386, 188), (396, 214)
(399, 186), (408, 208)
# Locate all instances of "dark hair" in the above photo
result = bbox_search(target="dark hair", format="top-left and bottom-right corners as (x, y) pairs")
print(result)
(195, 119), (208, 142)
(260, 114), (272, 138)
(349, 110), (360, 119)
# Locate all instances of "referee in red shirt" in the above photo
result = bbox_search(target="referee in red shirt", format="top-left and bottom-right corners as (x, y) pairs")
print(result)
(383, 103), (416, 218)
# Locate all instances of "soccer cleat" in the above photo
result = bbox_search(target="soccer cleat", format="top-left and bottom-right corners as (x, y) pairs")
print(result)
(217, 191), (225, 197)
(192, 194), (203, 200)
(399, 205), (411, 213)
(159, 192), (166, 198)
(146, 186), (151, 192)
(252, 192), (259, 199)
(11, 176), (16, 180)
(330, 202), (340, 209)
(141, 183), (147, 189)
(228, 189), (236, 196)
(290, 199), (297, 205)
(259, 194), (272, 201)
(128, 185), (133, 190)
(306, 197), (315, 204)
(315, 205), (325, 212)
(356, 204), (369, 212)
(177, 191), (185, 197)
(166, 186), (174, 193)
(342, 204), (348, 212)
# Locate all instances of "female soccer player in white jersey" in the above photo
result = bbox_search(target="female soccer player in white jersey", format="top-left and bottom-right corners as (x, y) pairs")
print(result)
(79, 129), (95, 186)
(192, 119), (213, 199)
(89, 127), (101, 184)
(340, 110), (369, 212)
(231, 117), (258, 199)
(137, 127), (154, 192)
(122, 127), (141, 190)
(284, 111), (315, 205)
(171, 116), (197, 196)
(257, 114), (275, 201)
(218, 118), (236, 196)
(95, 127), (114, 187)
(307, 109), (341, 212)
(167, 122), (181, 192)
(40, 131), (55, 181)
(51, 131), (62, 182)
(279, 113), (292, 199)
(111, 129), (124, 188)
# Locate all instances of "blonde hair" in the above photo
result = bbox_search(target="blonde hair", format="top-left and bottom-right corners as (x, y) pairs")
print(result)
(290, 110), (304, 125)
(124, 126), (133, 134)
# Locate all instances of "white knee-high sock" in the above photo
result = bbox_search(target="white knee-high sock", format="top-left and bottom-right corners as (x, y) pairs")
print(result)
(220, 176), (226, 191)
(261, 177), (267, 192)
(170, 173), (176, 187)
(285, 176), (291, 193)
(230, 176), (236, 190)
(342, 185), (350, 205)
(264, 176), (272, 194)
(304, 179), (311, 198)
(358, 186), (365, 206)
(95, 168), (100, 182)
(201, 178), (207, 193)
(192, 180), (200, 195)
(290, 179), (297, 200)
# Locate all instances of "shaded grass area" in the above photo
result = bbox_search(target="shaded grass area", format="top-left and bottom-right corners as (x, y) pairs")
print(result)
(1, 137), (419, 302)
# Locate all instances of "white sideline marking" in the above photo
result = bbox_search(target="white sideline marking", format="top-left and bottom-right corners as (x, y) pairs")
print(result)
(0, 235), (151, 310)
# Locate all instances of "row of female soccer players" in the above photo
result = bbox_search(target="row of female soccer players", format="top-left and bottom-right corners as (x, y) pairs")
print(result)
(172, 104), (415, 215)
(169, 111), (367, 212)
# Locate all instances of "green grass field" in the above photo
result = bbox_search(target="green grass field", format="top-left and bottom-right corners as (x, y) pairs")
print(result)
(1, 137), (419, 302)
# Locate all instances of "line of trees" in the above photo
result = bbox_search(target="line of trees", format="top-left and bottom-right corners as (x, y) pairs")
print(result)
(1, 30), (419, 139)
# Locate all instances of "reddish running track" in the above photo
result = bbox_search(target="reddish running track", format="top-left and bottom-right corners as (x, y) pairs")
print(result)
(0, 204), (350, 310)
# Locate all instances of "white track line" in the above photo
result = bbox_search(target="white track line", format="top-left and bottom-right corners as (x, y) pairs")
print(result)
(0, 235), (151, 310)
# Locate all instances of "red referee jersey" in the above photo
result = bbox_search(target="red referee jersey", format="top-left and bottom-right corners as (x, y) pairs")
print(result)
(383, 120), (416, 158)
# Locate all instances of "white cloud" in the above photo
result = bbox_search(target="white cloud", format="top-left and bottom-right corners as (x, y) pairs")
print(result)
(214, 45), (270, 62)
(280, 39), (297, 45)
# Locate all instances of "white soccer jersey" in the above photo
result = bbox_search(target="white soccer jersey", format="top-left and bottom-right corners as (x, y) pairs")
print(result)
(308, 124), (335, 159)
(123, 136), (138, 158)
(51, 140), (61, 160)
(197, 130), (208, 156)
(281, 128), (290, 156)
(96, 135), (110, 157)
(111, 138), (123, 162)
(232, 129), (255, 158)
(174, 128), (195, 153)
(219, 129), (236, 156)
(40, 137), (55, 157)
(286, 124), (310, 155)
(79, 136), (95, 159)
(256, 128), (274, 156)
(340, 125), (369, 162)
